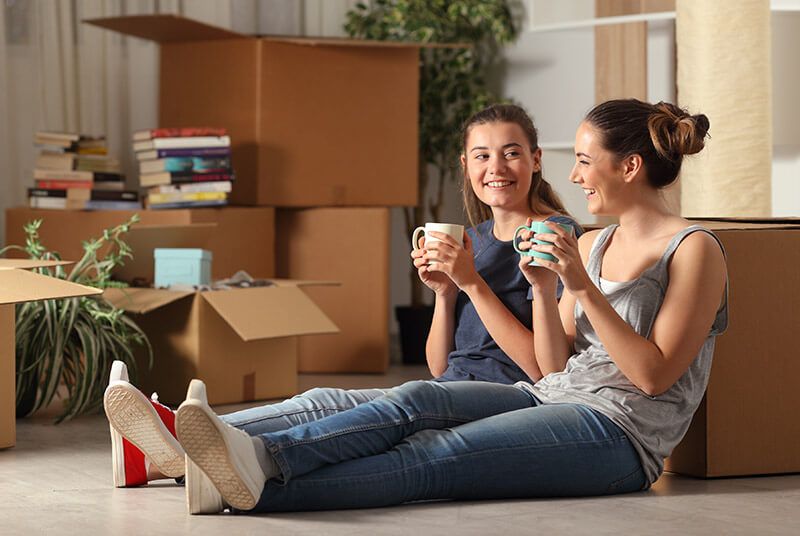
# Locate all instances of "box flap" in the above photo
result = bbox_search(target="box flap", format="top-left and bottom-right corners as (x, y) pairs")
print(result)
(0, 259), (73, 270)
(0, 269), (101, 305)
(114, 223), (216, 283)
(262, 36), (467, 49)
(268, 279), (340, 288)
(84, 15), (249, 43)
(200, 286), (338, 342)
(103, 287), (194, 314)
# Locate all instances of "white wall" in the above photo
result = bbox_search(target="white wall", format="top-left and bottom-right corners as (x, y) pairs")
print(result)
(500, 26), (595, 225)
(772, 10), (800, 216)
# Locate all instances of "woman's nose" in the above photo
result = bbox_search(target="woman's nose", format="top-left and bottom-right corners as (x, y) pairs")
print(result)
(489, 155), (507, 174)
(568, 165), (580, 183)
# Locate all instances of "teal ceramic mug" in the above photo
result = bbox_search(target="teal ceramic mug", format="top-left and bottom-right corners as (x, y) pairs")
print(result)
(513, 221), (574, 265)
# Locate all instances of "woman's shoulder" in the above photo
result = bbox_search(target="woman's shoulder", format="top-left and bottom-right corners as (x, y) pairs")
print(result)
(671, 226), (726, 267)
(577, 228), (604, 260)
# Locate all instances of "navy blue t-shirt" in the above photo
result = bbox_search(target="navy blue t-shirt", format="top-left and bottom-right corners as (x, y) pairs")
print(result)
(436, 215), (582, 385)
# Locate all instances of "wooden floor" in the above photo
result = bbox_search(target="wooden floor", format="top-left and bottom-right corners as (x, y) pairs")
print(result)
(2, 365), (799, 535)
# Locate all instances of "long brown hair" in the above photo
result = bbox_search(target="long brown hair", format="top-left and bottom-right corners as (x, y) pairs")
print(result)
(461, 104), (568, 229)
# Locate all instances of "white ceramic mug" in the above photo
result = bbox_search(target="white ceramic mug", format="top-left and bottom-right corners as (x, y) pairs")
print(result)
(411, 222), (464, 250)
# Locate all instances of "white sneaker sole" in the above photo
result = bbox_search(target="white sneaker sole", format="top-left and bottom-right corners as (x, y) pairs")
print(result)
(104, 382), (185, 478)
(176, 402), (265, 511)
(186, 457), (226, 514)
(109, 425), (131, 488)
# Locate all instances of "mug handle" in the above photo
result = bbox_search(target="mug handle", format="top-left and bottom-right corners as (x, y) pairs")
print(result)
(411, 226), (426, 250)
(513, 225), (532, 255)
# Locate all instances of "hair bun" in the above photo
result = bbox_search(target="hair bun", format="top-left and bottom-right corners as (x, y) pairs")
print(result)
(648, 102), (710, 159)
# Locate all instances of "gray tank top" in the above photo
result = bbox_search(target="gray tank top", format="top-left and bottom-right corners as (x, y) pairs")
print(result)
(521, 224), (729, 485)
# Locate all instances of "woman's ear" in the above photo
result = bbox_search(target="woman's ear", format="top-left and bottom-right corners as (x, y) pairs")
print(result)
(531, 147), (542, 173)
(621, 154), (643, 183)
(460, 153), (467, 172)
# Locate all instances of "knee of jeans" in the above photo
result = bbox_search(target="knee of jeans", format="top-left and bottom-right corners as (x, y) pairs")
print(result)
(294, 387), (348, 409)
(384, 380), (436, 415)
(297, 387), (330, 399)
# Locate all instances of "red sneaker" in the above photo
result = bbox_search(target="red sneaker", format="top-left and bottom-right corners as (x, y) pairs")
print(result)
(104, 361), (185, 487)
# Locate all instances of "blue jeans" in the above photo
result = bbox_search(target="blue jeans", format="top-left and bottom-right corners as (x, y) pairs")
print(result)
(247, 380), (646, 512)
(221, 387), (389, 434)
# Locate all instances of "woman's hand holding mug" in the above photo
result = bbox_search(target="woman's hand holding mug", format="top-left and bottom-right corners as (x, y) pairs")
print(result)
(515, 218), (559, 291)
(517, 220), (591, 295)
(410, 223), (475, 295)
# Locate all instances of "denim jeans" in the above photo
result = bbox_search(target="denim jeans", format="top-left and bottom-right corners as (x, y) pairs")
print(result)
(221, 387), (389, 435)
(249, 380), (646, 512)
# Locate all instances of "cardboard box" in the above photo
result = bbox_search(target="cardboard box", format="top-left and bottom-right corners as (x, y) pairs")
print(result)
(0, 260), (101, 448)
(85, 14), (421, 207)
(4, 206), (275, 281)
(276, 208), (390, 373)
(104, 281), (338, 406)
(665, 219), (800, 477)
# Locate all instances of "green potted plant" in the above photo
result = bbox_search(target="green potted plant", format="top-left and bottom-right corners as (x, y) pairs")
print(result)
(0, 215), (152, 422)
(345, 0), (520, 362)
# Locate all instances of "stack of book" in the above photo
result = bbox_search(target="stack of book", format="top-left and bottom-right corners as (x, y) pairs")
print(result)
(133, 127), (234, 209)
(30, 131), (141, 210)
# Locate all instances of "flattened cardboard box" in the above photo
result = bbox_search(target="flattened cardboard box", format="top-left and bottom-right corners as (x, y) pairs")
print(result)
(0, 260), (101, 449)
(276, 208), (390, 373)
(104, 281), (338, 406)
(85, 14), (423, 207)
(665, 219), (800, 477)
(5, 206), (275, 282)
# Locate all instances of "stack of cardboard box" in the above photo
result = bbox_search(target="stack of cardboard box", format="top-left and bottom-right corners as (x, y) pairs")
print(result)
(4, 14), (423, 409)
(83, 14), (423, 374)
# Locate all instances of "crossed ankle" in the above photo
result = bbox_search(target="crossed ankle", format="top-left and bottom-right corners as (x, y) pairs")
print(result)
(250, 436), (280, 480)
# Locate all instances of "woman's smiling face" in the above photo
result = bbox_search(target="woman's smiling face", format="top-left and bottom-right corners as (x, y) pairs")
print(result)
(570, 121), (627, 216)
(462, 121), (540, 213)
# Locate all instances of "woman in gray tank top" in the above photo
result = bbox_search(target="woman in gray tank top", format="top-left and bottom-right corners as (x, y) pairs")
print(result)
(168, 99), (728, 513)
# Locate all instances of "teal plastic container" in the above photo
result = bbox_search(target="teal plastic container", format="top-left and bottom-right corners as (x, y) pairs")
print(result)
(154, 248), (212, 288)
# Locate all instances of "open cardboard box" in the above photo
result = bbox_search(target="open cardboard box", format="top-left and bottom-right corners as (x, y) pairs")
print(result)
(104, 280), (339, 406)
(0, 260), (101, 449)
(664, 218), (800, 477)
(84, 14), (427, 207)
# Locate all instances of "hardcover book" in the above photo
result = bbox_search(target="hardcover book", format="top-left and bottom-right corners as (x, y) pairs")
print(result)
(132, 135), (230, 152)
(135, 147), (231, 160)
(139, 156), (230, 174)
(35, 180), (93, 190)
(133, 127), (227, 141)
(148, 181), (232, 194)
(139, 171), (234, 188)
(35, 152), (76, 171)
(147, 190), (227, 205)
